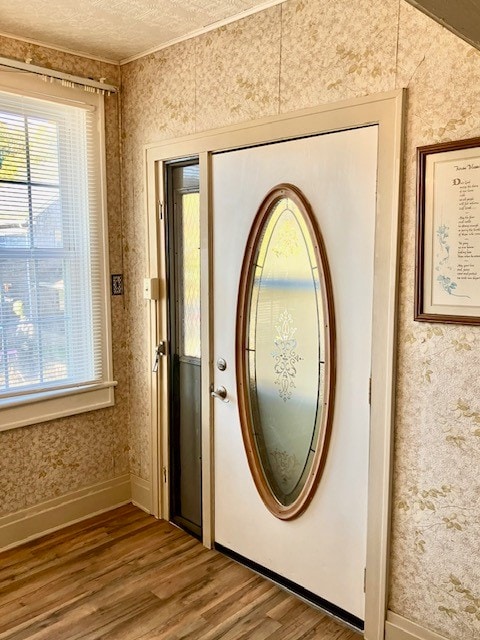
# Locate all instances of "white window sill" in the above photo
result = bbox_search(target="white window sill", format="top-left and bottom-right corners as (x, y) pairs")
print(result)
(0, 381), (117, 432)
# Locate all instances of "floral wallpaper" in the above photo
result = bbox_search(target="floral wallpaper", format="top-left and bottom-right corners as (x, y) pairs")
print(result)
(121, 39), (197, 478)
(0, 36), (129, 516)
(195, 8), (281, 131)
(279, 0), (398, 111)
(390, 4), (480, 639)
(121, 1), (480, 638)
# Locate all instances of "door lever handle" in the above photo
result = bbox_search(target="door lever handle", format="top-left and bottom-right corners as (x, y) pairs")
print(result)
(210, 385), (229, 403)
(152, 341), (167, 373)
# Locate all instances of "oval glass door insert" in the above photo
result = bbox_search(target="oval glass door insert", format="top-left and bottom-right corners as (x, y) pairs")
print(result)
(237, 184), (336, 520)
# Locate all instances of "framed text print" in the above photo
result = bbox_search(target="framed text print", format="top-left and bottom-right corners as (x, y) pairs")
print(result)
(416, 137), (480, 324)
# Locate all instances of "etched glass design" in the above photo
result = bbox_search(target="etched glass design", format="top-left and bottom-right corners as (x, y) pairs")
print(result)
(245, 195), (327, 507)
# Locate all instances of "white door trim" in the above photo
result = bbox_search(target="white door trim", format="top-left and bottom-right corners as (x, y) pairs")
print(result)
(144, 89), (405, 640)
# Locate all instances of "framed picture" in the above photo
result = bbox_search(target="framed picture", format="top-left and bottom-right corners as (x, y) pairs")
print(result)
(415, 137), (480, 324)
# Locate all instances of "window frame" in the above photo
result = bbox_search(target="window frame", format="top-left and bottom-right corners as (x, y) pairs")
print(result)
(0, 72), (115, 432)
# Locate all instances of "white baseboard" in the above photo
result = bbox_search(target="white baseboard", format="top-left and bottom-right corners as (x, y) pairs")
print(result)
(0, 474), (131, 552)
(386, 611), (449, 640)
(130, 474), (152, 513)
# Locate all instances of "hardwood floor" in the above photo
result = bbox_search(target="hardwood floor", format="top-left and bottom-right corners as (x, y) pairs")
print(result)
(0, 505), (361, 639)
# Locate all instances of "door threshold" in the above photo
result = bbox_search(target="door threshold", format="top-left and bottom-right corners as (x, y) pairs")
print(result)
(171, 515), (202, 540)
(214, 542), (364, 633)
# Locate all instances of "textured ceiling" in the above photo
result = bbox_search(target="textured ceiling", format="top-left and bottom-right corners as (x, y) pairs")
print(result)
(0, 0), (283, 63)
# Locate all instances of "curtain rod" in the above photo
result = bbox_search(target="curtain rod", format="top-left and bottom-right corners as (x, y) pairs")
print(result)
(0, 55), (118, 94)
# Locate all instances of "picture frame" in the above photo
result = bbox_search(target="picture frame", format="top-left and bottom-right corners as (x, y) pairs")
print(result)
(415, 137), (480, 324)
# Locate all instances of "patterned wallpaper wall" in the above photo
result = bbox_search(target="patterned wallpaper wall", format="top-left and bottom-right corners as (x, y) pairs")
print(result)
(121, 1), (480, 638)
(0, 37), (129, 516)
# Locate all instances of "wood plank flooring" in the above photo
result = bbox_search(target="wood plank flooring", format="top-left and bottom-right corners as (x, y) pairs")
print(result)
(0, 504), (361, 639)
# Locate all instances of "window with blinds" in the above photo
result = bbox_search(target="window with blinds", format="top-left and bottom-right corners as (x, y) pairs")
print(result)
(0, 85), (112, 415)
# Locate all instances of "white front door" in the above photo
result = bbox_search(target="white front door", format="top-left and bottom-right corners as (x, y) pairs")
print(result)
(211, 126), (378, 622)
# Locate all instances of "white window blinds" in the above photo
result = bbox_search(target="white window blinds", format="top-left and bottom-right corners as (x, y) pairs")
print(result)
(0, 89), (106, 400)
